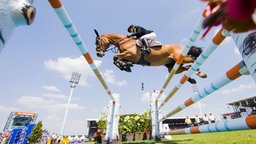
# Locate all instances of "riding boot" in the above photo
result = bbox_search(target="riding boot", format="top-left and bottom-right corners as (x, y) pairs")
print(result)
(141, 38), (151, 54)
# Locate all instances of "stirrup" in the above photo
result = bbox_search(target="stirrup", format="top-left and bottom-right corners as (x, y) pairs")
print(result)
(141, 47), (151, 54)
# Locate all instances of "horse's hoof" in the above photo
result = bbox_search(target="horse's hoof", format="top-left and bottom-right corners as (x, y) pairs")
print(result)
(195, 71), (207, 78)
(198, 73), (207, 78)
(124, 67), (132, 72)
(126, 62), (133, 67)
(188, 78), (197, 84)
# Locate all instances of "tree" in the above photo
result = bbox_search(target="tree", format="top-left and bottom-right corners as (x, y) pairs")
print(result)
(27, 121), (43, 144)
(119, 111), (152, 135)
(97, 111), (152, 135)
(97, 112), (107, 131)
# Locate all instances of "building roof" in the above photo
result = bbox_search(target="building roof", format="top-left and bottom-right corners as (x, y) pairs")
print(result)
(228, 96), (256, 107)
(163, 117), (196, 124)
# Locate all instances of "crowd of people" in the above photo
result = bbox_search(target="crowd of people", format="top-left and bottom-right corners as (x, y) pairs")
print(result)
(185, 112), (216, 128)
(0, 130), (89, 144)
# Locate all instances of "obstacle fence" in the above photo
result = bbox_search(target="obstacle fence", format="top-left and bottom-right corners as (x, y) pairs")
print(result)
(48, 0), (120, 142)
(47, 0), (256, 141)
(153, 4), (256, 139)
(155, 4), (218, 102)
(154, 29), (254, 136)
(152, 14), (207, 140)
(48, 0), (115, 101)
(170, 114), (256, 135)
(155, 16), (205, 101)
(157, 28), (229, 111)
(153, 7), (228, 138)
(159, 60), (249, 122)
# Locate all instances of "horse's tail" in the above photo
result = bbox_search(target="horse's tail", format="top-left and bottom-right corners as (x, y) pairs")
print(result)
(188, 46), (203, 58)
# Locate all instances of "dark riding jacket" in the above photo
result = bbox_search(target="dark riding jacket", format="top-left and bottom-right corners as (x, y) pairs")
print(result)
(128, 26), (153, 39)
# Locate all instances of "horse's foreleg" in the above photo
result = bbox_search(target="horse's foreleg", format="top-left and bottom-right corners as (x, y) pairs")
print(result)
(176, 65), (191, 74)
(113, 56), (133, 72)
(114, 51), (130, 59)
(176, 65), (197, 84)
(188, 46), (203, 58)
(182, 56), (195, 63)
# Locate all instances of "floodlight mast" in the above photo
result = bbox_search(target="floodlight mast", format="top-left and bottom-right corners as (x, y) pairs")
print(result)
(192, 84), (203, 117)
(60, 72), (81, 136)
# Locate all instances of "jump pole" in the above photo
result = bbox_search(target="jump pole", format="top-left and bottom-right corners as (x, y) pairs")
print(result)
(154, 28), (228, 139)
(153, 16), (204, 140)
(170, 115), (256, 135)
(159, 60), (249, 122)
(155, 3), (213, 101)
(155, 16), (204, 101)
(158, 28), (229, 111)
(153, 7), (213, 139)
(48, 0), (117, 142)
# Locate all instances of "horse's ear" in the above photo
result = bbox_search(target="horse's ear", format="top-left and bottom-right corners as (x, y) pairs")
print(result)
(94, 29), (100, 37)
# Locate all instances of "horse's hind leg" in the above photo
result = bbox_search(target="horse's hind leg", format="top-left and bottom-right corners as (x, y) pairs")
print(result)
(176, 65), (191, 74)
(188, 46), (203, 58)
(176, 65), (197, 84)
(177, 65), (207, 78)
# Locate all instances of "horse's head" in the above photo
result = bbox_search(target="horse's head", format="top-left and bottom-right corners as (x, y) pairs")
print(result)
(94, 29), (109, 57)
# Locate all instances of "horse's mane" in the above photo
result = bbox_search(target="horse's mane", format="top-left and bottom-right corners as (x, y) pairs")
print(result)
(101, 33), (133, 45)
(101, 33), (127, 38)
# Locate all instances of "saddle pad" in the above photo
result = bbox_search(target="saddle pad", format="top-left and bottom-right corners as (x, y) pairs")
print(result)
(136, 40), (162, 47)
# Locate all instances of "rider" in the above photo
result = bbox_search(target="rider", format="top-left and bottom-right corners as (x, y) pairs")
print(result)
(127, 25), (157, 54)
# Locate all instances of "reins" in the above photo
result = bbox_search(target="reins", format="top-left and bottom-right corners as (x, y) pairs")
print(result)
(105, 46), (119, 53)
(105, 37), (131, 54)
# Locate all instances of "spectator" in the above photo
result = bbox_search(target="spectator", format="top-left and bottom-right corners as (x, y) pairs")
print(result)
(94, 129), (102, 144)
(202, 114), (209, 125)
(208, 112), (216, 123)
(185, 116), (193, 127)
(194, 115), (200, 126)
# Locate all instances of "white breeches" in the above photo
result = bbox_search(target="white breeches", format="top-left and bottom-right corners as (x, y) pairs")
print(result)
(140, 32), (157, 41)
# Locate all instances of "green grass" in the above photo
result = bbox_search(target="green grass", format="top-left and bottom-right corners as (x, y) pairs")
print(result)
(121, 129), (256, 144)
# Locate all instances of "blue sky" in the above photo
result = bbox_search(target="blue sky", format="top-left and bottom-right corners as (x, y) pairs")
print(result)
(1, 0), (256, 135)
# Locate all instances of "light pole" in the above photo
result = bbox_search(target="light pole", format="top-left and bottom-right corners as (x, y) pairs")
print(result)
(60, 72), (81, 136)
(192, 84), (203, 117)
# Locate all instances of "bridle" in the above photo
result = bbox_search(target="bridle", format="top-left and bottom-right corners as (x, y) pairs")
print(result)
(94, 29), (131, 56)
(95, 36), (121, 55)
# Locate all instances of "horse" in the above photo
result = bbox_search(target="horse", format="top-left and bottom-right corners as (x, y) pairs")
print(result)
(94, 29), (207, 84)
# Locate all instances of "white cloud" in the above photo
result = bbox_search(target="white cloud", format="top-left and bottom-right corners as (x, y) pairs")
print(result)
(17, 96), (56, 108)
(101, 69), (127, 86)
(44, 56), (127, 87)
(42, 93), (67, 100)
(17, 96), (85, 113)
(141, 92), (151, 103)
(42, 85), (61, 92)
(44, 56), (102, 86)
(49, 103), (85, 113)
(221, 82), (256, 95)
(102, 69), (116, 84)
(45, 114), (61, 122)
(117, 80), (127, 86)
(0, 105), (19, 113)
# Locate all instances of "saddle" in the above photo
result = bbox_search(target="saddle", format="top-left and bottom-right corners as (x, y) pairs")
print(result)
(135, 40), (162, 66)
(136, 39), (162, 48)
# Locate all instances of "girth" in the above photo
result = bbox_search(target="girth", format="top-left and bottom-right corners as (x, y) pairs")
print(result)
(137, 53), (151, 66)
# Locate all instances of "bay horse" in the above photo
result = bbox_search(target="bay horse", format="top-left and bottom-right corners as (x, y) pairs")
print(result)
(94, 29), (207, 84)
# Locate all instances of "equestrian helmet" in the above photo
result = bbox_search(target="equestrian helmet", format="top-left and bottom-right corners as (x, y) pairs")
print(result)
(128, 25), (135, 32)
